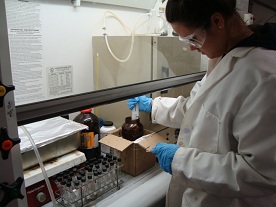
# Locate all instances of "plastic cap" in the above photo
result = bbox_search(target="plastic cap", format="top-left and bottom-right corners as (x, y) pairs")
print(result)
(103, 121), (114, 126)
(80, 108), (92, 113)
(74, 180), (80, 186)
(2, 140), (13, 151)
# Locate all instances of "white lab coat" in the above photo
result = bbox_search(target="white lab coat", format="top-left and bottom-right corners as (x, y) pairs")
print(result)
(151, 46), (276, 207)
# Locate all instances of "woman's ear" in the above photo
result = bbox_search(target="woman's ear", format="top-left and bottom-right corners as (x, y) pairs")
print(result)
(211, 12), (225, 30)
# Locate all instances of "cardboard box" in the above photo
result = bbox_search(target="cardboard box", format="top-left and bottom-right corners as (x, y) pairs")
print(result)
(99, 128), (167, 176)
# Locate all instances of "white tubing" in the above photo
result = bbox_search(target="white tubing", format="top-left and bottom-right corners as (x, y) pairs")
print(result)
(104, 32), (135, 62)
(20, 126), (57, 207)
(103, 11), (132, 33)
(103, 11), (150, 63)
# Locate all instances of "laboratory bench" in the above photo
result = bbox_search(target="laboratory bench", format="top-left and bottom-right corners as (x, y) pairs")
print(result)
(21, 118), (174, 207)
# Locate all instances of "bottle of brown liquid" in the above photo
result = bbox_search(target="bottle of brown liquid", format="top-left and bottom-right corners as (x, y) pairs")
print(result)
(121, 116), (144, 141)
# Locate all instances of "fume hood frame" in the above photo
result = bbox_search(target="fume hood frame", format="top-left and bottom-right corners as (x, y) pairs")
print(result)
(16, 72), (205, 126)
(0, 1), (204, 206)
(82, 0), (158, 11)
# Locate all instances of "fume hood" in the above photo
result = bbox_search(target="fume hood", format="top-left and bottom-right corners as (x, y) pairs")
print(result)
(0, 1), (207, 207)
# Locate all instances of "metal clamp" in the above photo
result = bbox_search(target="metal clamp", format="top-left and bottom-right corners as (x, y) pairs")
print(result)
(0, 81), (15, 108)
(0, 128), (20, 160)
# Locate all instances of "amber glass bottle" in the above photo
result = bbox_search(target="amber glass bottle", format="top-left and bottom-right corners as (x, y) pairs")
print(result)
(121, 116), (144, 141)
(74, 109), (100, 158)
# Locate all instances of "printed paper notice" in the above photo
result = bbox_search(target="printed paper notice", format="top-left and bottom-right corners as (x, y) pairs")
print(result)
(6, 0), (44, 104)
(47, 66), (73, 97)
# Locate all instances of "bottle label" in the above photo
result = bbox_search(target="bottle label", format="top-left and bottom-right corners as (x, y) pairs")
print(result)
(81, 132), (95, 148)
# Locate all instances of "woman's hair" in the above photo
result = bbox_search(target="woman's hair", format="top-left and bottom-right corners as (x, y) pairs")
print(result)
(166, 0), (236, 29)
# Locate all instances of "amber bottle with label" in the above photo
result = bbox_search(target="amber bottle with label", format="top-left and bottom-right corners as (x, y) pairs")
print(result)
(74, 109), (100, 158)
(121, 116), (144, 141)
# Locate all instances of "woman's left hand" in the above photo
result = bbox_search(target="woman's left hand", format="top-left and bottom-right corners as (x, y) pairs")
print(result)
(151, 143), (180, 174)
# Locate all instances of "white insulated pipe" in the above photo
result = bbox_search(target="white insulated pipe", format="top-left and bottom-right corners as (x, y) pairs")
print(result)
(106, 171), (171, 207)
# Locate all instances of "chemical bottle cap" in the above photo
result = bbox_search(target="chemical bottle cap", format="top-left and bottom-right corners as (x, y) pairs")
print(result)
(103, 121), (114, 126)
(80, 108), (92, 113)
(66, 181), (71, 187)
(74, 180), (80, 186)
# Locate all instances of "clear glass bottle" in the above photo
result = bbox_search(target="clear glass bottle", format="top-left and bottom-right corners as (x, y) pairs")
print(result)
(109, 161), (116, 187)
(98, 170), (104, 194)
(93, 171), (99, 198)
(102, 167), (108, 190)
(60, 180), (68, 205)
(104, 163), (111, 188)
(81, 176), (87, 204)
(66, 181), (74, 205)
(73, 180), (82, 206)
(117, 158), (122, 178)
(54, 176), (63, 194)
(86, 174), (93, 201)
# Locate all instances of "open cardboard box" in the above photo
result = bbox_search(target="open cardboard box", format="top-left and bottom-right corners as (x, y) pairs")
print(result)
(99, 128), (167, 176)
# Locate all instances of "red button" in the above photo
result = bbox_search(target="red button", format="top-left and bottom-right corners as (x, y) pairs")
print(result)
(2, 140), (13, 151)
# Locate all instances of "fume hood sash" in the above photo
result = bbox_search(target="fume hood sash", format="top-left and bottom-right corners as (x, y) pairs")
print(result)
(16, 72), (205, 126)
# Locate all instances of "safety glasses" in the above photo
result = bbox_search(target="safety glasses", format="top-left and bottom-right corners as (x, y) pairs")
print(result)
(178, 26), (206, 49)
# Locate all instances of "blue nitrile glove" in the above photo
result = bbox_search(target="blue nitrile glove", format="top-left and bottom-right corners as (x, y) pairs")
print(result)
(127, 95), (152, 113)
(151, 143), (180, 174)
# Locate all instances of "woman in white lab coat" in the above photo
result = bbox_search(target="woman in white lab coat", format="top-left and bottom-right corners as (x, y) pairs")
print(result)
(128, 0), (276, 206)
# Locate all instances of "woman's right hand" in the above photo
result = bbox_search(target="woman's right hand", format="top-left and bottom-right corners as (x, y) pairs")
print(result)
(127, 95), (152, 113)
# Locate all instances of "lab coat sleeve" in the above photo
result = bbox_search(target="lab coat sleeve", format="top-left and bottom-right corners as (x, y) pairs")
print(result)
(172, 74), (276, 197)
(151, 96), (187, 128)
(151, 75), (207, 128)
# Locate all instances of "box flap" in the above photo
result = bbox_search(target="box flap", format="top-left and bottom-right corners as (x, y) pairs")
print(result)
(99, 134), (132, 151)
(137, 133), (168, 151)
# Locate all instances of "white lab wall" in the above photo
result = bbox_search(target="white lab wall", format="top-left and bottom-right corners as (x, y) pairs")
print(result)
(5, 0), (165, 106)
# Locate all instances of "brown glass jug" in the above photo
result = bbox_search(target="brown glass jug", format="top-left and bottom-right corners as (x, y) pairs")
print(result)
(73, 109), (101, 158)
(121, 116), (144, 141)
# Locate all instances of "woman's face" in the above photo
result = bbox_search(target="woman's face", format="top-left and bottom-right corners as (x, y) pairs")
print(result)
(171, 21), (227, 59)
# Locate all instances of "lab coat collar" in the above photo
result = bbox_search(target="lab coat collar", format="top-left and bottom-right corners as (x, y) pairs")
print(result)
(229, 47), (254, 58)
(190, 47), (253, 105)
